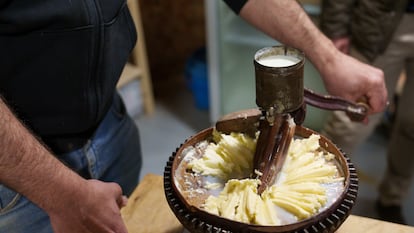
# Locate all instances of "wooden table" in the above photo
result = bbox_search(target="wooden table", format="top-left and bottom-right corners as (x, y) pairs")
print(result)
(121, 174), (414, 233)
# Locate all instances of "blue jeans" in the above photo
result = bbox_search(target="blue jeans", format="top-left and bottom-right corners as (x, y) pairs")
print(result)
(0, 94), (142, 233)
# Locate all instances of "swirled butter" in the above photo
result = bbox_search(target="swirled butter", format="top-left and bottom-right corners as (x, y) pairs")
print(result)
(187, 130), (344, 225)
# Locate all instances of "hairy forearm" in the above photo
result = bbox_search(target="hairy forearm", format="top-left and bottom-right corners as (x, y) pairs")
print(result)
(239, 0), (338, 76)
(0, 98), (86, 214)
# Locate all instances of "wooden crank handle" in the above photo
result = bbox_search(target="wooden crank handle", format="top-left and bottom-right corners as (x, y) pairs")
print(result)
(304, 88), (369, 122)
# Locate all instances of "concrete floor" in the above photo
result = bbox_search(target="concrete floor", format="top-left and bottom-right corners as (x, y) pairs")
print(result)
(120, 76), (414, 227)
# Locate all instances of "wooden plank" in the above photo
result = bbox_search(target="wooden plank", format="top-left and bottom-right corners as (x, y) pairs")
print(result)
(117, 63), (142, 88)
(121, 174), (184, 233)
(127, 0), (154, 115)
(337, 215), (414, 233)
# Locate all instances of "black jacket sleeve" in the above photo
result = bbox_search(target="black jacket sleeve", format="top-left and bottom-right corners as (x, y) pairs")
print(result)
(222, 0), (248, 14)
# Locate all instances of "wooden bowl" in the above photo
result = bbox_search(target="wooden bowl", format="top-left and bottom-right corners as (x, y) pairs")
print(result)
(164, 126), (358, 233)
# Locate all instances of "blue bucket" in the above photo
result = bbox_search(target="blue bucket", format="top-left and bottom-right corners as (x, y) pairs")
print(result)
(185, 47), (209, 110)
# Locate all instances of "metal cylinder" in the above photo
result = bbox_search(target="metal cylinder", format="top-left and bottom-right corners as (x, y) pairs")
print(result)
(254, 46), (305, 114)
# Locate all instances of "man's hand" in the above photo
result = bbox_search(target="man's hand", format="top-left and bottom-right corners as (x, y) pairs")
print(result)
(320, 51), (387, 115)
(48, 180), (128, 233)
(0, 98), (130, 233)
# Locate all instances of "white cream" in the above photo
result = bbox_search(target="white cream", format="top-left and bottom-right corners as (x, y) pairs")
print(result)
(257, 55), (300, 67)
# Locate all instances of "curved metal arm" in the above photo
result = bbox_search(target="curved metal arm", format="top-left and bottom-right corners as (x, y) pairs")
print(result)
(304, 88), (368, 122)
